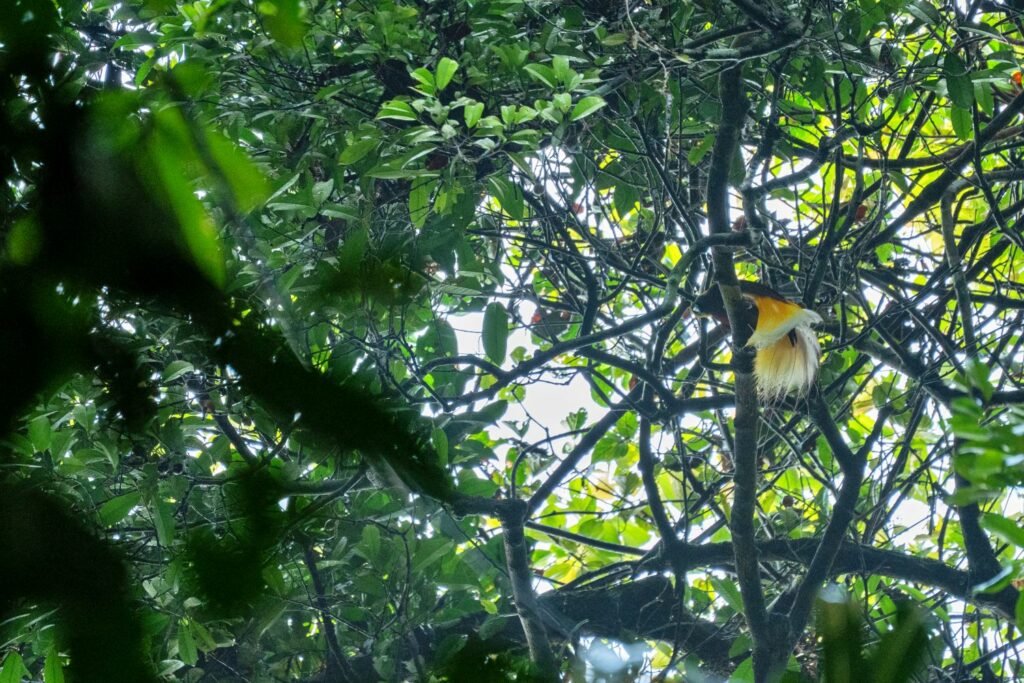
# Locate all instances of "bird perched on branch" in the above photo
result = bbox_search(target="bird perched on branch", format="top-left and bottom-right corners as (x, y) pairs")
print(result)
(692, 282), (823, 400)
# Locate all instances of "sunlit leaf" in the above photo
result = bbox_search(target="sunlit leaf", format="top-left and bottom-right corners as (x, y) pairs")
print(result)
(436, 57), (459, 91)
(570, 96), (607, 121)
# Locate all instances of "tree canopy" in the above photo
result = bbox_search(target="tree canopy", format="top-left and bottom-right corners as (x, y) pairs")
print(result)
(3, 0), (1024, 680)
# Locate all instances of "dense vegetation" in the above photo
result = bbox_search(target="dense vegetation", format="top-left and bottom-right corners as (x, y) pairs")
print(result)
(3, 0), (1024, 680)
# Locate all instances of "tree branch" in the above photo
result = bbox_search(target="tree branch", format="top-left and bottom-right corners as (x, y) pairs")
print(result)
(500, 501), (559, 679)
(870, 89), (1024, 248)
(301, 541), (359, 683)
(706, 62), (776, 680)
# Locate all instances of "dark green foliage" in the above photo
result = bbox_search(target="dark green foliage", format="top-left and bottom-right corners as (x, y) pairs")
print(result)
(0, 486), (155, 682)
(3, 0), (1024, 680)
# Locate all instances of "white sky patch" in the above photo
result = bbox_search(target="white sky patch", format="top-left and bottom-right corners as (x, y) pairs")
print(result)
(450, 308), (611, 444)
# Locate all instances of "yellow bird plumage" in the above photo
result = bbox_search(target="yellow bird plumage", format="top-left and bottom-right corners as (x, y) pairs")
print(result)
(693, 282), (822, 400)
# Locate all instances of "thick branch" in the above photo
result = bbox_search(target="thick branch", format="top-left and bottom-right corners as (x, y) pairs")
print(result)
(662, 539), (1018, 617)
(706, 63), (775, 681)
(500, 502), (559, 679)
(784, 400), (889, 649)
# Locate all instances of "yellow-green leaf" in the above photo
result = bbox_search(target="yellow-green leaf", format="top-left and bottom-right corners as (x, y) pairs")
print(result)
(148, 137), (226, 288)
(409, 178), (433, 228)
(570, 96), (606, 122)
(435, 57), (459, 91)
(377, 100), (417, 121)
(464, 101), (484, 128)
(44, 647), (64, 683)
(0, 653), (29, 683)
(524, 63), (556, 89)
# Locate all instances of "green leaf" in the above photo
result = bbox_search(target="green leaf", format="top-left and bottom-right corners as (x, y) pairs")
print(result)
(177, 621), (198, 665)
(435, 57), (459, 91)
(1015, 592), (1024, 631)
(524, 63), (557, 89)
(980, 513), (1024, 548)
(688, 134), (715, 165)
(6, 216), (42, 265)
(500, 105), (516, 126)
(479, 615), (514, 640)
(951, 105), (972, 141)
(816, 587), (864, 682)
(162, 360), (194, 383)
(0, 653), (29, 683)
(711, 577), (745, 613)
(154, 500), (176, 546)
(613, 182), (639, 216)
(339, 138), (379, 165)
(410, 67), (435, 92)
(191, 620), (218, 651)
(361, 524), (381, 560)
(206, 133), (271, 213)
(570, 96), (607, 121)
(464, 101), (484, 128)
(869, 603), (928, 683)
(488, 176), (525, 220)
(963, 358), (995, 401)
(99, 492), (143, 527)
(409, 178), (433, 228)
(482, 302), (509, 364)
(435, 320), (458, 357)
(944, 54), (974, 109)
(44, 647), (64, 683)
(315, 83), (346, 101)
(432, 427), (449, 466)
(157, 660), (185, 676)
(29, 415), (52, 452)
(908, 0), (941, 24)
(366, 167), (423, 180)
(258, 0), (307, 47)
(976, 79), (994, 116)
(730, 144), (746, 185)
(134, 54), (157, 85)
(972, 564), (1014, 593)
(338, 227), (368, 272)
(728, 635), (752, 658)
(552, 55), (572, 84)
(435, 282), (480, 296)
(112, 30), (157, 49)
(377, 100), (418, 121)
(474, 399), (508, 424)
(321, 203), (360, 220)
(729, 658), (754, 683)
(149, 123), (226, 288)
(267, 172), (301, 202)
